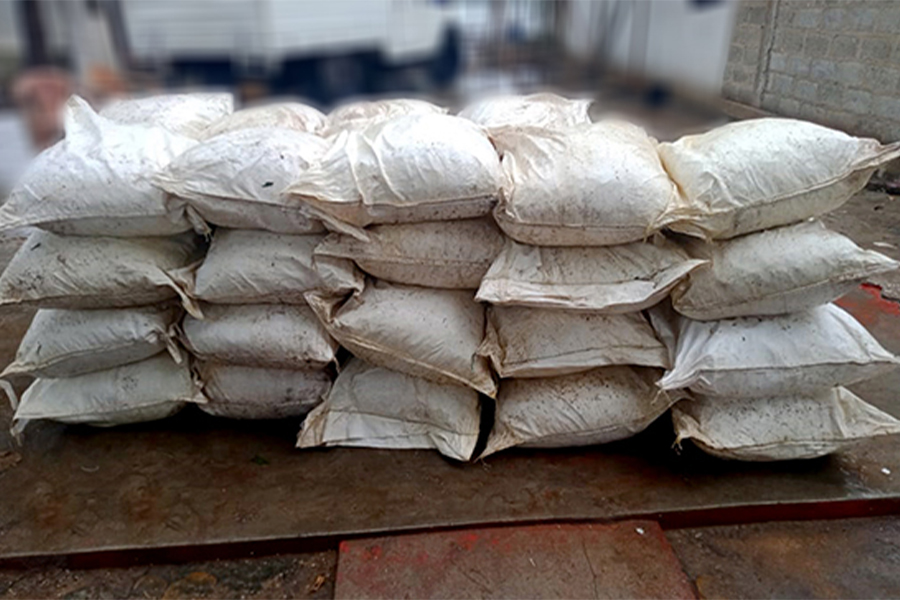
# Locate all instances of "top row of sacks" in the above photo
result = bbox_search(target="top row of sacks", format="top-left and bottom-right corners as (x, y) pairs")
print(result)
(2, 93), (898, 242)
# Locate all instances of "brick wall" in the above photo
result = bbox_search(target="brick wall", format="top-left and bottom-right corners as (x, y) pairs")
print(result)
(723, 0), (900, 142)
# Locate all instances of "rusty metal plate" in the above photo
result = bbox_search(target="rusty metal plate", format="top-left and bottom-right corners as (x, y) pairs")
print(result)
(1, 286), (900, 563)
(335, 521), (695, 599)
(2, 402), (900, 563)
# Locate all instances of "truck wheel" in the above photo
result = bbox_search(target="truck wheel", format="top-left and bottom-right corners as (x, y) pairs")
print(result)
(316, 54), (375, 104)
(428, 28), (461, 88)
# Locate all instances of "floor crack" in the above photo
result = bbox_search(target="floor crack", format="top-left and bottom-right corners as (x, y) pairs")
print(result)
(581, 537), (600, 599)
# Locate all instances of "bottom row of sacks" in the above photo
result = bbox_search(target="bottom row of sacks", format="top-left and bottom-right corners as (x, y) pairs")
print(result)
(5, 305), (900, 462)
(298, 358), (900, 463)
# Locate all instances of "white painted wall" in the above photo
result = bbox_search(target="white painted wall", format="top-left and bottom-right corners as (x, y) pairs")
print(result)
(566, 0), (739, 94)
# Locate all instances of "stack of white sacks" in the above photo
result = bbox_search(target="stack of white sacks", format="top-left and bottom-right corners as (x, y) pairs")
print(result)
(0, 93), (234, 436)
(154, 99), (355, 419)
(465, 95), (706, 458)
(651, 121), (900, 460)
(3, 91), (900, 464)
(289, 99), (502, 462)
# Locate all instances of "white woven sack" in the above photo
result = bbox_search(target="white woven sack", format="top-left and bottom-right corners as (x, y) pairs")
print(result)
(672, 388), (900, 461)
(671, 221), (899, 320)
(314, 218), (504, 289)
(201, 102), (326, 138)
(493, 121), (679, 246)
(325, 98), (446, 134)
(483, 366), (672, 457)
(284, 114), (502, 231)
(480, 306), (668, 378)
(196, 362), (330, 420)
(0, 231), (201, 314)
(190, 230), (362, 304)
(658, 118), (900, 239)
(307, 281), (496, 396)
(476, 238), (706, 313)
(183, 304), (337, 370)
(458, 93), (592, 130)
(7, 354), (201, 437)
(651, 303), (900, 398)
(100, 92), (233, 138)
(0, 96), (196, 237)
(1, 306), (181, 379)
(297, 359), (481, 462)
(154, 127), (329, 234)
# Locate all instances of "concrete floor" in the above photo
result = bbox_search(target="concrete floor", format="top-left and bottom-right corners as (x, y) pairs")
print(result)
(822, 189), (900, 300)
(670, 516), (900, 599)
(0, 552), (337, 599)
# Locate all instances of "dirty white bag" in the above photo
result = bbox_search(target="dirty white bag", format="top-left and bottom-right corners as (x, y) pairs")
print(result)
(0, 96), (196, 237)
(1, 306), (181, 379)
(201, 102), (326, 138)
(458, 93), (592, 130)
(480, 306), (668, 378)
(8, 354), (201, 436)
(672, 388), (900, 461)
(196, 362), (330, 420)
(183, 304), (337, 369)
(477, 238), (706, 313)
(154, 127), (329, 234)
(191, 229), (361, 304)
(307, 281), (496, 396)
(494, 121), (679, 246)
(483, 366), (672, 457)
(284, 114), (502, 230)
(314, 218), (504, 289)
(658, 118), (900, 239)
(651, 303), (900, 398)
(671, 221), (899, 320)
(100, 92), (233, 138)
(297, 359), (481, 462)
(0, 231), (201, 313)
(325, 98), (446, 134)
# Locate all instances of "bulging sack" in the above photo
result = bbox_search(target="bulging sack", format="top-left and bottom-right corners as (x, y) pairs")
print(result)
(494, 121), (679, 246)
(1, 306), (181, 379)
(325, 98), (446, 134)
(284, 114), (502, 230)
(99, 92), (234, 138)
(307, 281), (496, 396)
(183, 303), (337, 369)
(196, 362), (330, 420)
(297, 359), (481, 462)
(0, 96), (197, 237)
(0, 231), (201, 313)
(476, 238), (706, 313)
(651, 303), (900, 398)
(480, 306), (668, 378)
(458, 93), (592, 130)
(154, 127), (329, 234)
(200, 102), (326, 138)
(483, 366), (672, 457)
(7, 354), (201, 436)
(190, 229), (362, 304)
(314, 218), (504, 289)
(671, 221), (899, 320)
(672, 388), (900, 461)
(658, 118), (900, 239)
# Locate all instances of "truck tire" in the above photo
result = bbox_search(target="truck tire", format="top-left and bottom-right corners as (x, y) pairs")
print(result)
(428, 27), (461, 88)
